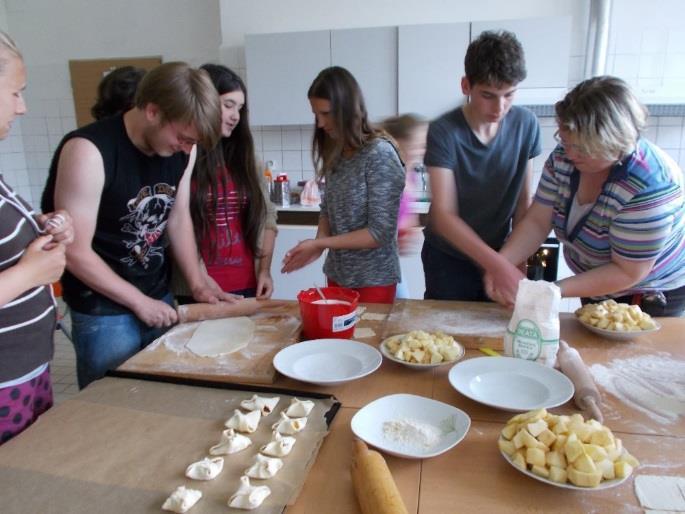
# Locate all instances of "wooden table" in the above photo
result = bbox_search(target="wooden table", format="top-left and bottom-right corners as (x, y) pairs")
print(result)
(4, 300), (683, 513)
(281, 303), (685, 513)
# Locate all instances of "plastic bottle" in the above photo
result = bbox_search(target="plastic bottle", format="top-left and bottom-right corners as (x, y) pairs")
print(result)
(264, 160), (274, 198)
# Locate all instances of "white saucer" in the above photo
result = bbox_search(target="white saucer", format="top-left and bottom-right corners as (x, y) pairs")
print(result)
(500, 449), (630, 490)
(448, 357), (574, 412)
(273, 339), (382, 386)
(351, 394), (471, 459)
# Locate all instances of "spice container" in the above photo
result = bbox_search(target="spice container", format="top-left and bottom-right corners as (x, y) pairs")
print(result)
(272, 173), (291, 207)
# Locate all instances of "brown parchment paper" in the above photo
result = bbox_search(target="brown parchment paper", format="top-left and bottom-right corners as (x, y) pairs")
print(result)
(0, 376), (338, 514)
(383, 299), (509, 350)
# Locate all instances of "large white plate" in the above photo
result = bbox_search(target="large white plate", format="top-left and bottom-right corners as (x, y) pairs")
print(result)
(448, 357), (574, 412)
(350, 393), (471, 459)
(378, 334), (465, 370)
(273, 339), (382, 386)
(499, 448), (630, 490)
(577, 317), (661, 341)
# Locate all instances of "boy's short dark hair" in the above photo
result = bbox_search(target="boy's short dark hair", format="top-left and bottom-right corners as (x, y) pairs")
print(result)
(464, 30), (527, 87)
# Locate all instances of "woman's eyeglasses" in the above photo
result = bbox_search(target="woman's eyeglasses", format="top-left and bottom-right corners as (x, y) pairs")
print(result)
(553, 130), (586, 155)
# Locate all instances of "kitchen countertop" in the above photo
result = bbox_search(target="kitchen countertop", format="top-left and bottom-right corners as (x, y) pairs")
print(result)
(275, 199), (430, 215)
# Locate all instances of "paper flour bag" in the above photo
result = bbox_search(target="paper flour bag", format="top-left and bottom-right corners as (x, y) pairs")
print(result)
(504, 279), (561, 367)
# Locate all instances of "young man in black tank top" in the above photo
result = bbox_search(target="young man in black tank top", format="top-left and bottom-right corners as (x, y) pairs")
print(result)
(44, 62), (234, 389)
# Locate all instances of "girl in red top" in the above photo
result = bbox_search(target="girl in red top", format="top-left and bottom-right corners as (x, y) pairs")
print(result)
(177, 65), (276, 301)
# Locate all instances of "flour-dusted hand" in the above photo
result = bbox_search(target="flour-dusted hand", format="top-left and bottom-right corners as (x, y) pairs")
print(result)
(485, 259), (525, 308)
(131, 296), (177, 328)
(281, 239), (323, 273)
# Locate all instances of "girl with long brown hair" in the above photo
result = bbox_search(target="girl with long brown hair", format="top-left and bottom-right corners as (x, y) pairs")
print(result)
(177, 64), (276, 301)
(281, 66), (405, 303)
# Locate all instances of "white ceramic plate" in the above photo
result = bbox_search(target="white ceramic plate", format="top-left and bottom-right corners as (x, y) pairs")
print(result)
(499, 449), (630, 490)
(448, 357), (574, 412)
(273, 339), (382, 386)
(577, 317), (661, 341)
(378, 335), (465, 370)
(351, 393), (471, 459)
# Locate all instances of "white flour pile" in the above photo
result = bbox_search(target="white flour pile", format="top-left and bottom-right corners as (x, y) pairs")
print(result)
(590, 353), (685, 425)
(382, 418), (443, 450)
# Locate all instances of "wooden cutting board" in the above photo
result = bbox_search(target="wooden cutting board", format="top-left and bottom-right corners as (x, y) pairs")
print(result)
(118, 303), (301, 384)
(381, 299), (509, 351)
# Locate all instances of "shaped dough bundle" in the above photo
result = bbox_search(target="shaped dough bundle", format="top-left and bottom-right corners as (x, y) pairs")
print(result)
(225, 409), (261, 433)
(162, 486), (202, 513)
(260, 431), (296, 457)
(285, 397), (315, 418)
(245, 453), (284, 479)
(228, 476), (271, 510)
(272, 411), (307, 435)
(240, 394), (280, 416)
(209, 428), (252, 455)
(185, 456), (224, 481)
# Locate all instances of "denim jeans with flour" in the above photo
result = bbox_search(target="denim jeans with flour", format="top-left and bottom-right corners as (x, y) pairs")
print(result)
(70, 293), (174, 389)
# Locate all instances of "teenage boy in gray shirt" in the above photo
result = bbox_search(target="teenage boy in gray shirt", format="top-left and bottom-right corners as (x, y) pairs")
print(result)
(422, 30), (541, 301)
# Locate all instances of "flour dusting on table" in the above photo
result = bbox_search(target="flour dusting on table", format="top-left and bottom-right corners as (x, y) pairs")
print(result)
(590, 353), (685, 425)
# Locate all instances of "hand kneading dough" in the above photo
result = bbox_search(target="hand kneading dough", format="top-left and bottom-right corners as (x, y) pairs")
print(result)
(228, 476), (271, 510)
(226, 409), (261, 433)
(240, 394), (280, 416)
(209, 428), (252, 455)
(260, 431), (296, 457)
(185, 456), (224, 480)
(162, 486), (202, 513)
(186, 316), (255, 357)
(285, 397), (315, 418)
(245, 453), (284, 479)
(272, 411), (307, 435)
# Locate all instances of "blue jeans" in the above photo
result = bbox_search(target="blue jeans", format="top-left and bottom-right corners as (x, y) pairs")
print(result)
(422, 242), (491, 302)
(70, 293), (174, 389)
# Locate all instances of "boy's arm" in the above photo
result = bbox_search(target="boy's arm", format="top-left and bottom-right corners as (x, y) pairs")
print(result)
(54, 138), (177, 327)
(512, 159), (534, 227)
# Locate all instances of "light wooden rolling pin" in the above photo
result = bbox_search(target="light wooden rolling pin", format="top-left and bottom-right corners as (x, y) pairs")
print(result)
(557, 340), (604, 423)
(176, 298), (287, 323)
(351, 440), (409, 514)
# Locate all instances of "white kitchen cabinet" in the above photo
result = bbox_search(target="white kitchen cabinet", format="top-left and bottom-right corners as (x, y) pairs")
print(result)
(246, 30), (330, 126)
(331, 26), (398, 121)
(271, 225), (326, 300)
(471, 16), (572, 104)
(398, 23), (470, 120)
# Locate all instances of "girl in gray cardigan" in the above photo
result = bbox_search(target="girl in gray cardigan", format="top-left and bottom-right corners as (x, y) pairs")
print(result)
(281, 66), (405, 303)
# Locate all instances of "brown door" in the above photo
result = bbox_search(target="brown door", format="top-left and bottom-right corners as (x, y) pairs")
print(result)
(68, 57), (162, 127)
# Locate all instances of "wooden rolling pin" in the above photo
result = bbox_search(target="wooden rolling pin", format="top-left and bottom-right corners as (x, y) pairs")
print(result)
(176, 298), (286, 323)
(351, 440), (408, 514)
(557, 340), (604, 423)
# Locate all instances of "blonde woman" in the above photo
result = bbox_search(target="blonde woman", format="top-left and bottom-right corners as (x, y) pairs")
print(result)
(0, 31), (74, 443)
(486, 76), (685, 316)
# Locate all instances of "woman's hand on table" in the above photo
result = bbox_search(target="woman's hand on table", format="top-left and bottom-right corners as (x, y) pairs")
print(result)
(281, 239), (324, 273)
(256, 271), (273, 299)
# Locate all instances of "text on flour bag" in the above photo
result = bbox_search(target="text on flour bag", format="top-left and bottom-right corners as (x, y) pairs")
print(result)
(504, 279), (561, 367)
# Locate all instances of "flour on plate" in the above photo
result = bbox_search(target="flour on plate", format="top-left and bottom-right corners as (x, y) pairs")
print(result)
(590, 353), (685, 425)
(382, 418), (443, 450)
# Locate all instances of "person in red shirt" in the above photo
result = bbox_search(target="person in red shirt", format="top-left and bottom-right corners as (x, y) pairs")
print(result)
(174, 65), (277, 302)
